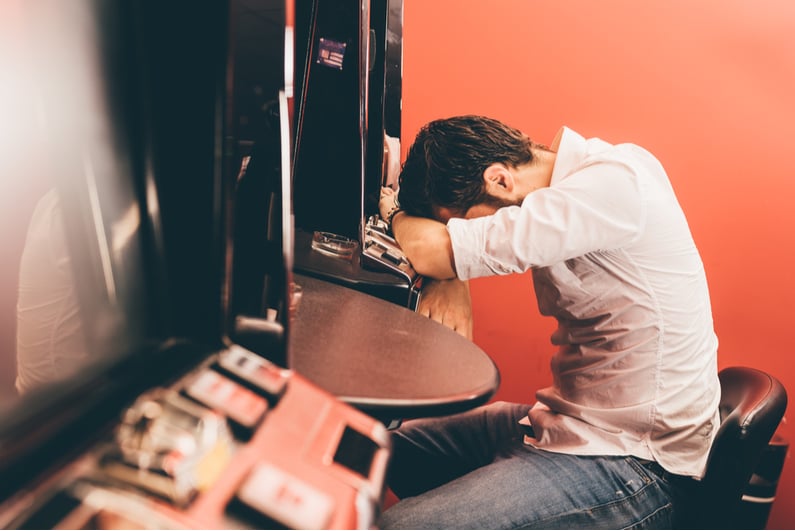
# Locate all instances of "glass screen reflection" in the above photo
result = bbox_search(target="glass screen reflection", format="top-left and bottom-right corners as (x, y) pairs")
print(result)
(0, 1), (150, 406)
(15, 189), (86, 395)
(0, 0), (294, 478)
(0, 0), (223, 488)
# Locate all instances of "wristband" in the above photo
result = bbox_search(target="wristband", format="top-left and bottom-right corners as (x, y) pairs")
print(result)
(386, 207), (403, 227)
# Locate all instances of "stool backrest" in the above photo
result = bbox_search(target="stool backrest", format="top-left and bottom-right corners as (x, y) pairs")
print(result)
(691, 366), (787, 529)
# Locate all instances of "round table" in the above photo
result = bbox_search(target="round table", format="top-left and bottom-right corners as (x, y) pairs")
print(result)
(289, 273), (500, 421)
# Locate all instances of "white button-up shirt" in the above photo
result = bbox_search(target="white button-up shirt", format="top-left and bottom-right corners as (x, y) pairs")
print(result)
(447, 127), (720, 478)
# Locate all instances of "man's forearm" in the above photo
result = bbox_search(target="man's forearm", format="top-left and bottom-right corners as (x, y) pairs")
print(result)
(391, 211), (457, 279)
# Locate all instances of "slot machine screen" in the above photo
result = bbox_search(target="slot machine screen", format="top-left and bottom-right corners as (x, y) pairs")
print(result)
(292, 0), (366, 241)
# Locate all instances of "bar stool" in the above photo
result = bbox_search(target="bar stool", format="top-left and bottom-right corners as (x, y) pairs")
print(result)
(681, 366), (787, 529)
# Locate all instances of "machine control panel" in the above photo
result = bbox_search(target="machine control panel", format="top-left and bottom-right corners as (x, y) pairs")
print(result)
(4, 345), (391, 530)
(362, 215), (416, 283)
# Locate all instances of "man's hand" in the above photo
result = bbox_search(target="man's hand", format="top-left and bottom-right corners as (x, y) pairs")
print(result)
(379, 186), (400, 222)
(418, 278), (473, 340)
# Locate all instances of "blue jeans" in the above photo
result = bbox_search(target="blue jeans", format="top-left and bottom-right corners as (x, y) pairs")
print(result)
(378, 402), (695, 529)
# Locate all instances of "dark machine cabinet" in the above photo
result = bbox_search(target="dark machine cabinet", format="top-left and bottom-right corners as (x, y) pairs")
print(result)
(292, 0), (422, 309)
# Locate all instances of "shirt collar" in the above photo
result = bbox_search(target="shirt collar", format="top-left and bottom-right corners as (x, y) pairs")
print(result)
(549, 126), (588, 185)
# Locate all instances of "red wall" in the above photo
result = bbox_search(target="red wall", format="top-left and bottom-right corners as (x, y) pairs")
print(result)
(402, 1), (795, 527)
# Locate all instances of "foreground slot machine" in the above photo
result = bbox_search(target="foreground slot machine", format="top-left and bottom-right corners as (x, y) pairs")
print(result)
(0, 0), (390, 528)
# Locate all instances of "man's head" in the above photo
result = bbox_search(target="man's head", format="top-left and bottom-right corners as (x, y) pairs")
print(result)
(397, 115), (540, 222)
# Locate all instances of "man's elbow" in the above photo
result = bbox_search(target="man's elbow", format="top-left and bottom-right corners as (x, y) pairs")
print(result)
(402, 235), (456, 280)
(413, 262), (457, 280)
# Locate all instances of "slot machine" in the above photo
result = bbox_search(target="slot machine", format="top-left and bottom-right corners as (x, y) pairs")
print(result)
(0, 0), (391, 528)
(292, 0), (422, 309)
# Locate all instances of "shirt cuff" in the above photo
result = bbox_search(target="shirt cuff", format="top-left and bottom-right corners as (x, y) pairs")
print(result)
(446, 217), (491, 280)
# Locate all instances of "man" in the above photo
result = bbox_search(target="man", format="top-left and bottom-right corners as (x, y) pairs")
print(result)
(377, 115), (720, 529)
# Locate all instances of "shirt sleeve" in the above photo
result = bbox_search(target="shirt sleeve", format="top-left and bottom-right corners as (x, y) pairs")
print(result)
(447, 157), (647, 280)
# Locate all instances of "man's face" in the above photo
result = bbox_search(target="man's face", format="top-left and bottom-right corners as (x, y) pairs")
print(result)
(434, 195), (520, 224)
(463, 201), (512, 220)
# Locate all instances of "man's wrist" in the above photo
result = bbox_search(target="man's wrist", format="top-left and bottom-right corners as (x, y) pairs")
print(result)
(387, 207), (404, 228)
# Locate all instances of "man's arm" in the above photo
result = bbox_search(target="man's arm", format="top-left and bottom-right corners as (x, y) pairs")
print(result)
(379, 188), (471, 338)
(379, 186), (457, 279)
(390, 211), (457, 279)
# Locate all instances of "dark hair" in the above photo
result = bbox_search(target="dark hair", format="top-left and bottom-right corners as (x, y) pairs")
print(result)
(397, 115), (534, 219)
